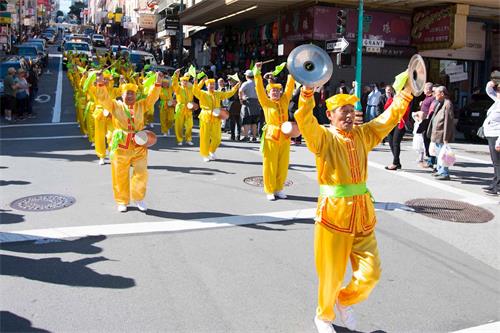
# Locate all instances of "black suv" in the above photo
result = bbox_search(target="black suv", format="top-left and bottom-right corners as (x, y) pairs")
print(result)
(456, 94), (494, 142)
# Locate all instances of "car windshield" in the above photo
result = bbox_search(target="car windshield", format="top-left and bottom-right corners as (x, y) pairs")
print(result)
(112, 46), (127, 52)
(18, 48), (37, 56)
(93, 35), (104, 39)
(130, 54), (143, 64)
(24, 44), (42, 51)
(65, 43), (90, 51)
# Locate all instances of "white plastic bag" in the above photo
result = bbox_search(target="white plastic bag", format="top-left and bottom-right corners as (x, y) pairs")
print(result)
(429, 142), (437, 156)
(438, 144), (456, 167)
(412, 133), (424, 152)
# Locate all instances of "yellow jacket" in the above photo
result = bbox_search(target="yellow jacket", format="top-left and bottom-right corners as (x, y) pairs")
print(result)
(192, 82), (239, 122)
(172, 75), (194, 111)
(295, 90), (413, 235)
(254, 73), (295, 141)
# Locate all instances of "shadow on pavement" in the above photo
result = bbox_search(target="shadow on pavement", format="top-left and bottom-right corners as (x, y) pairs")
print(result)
(148, 165), (235, 175)
(286, 194), (318, 203)
(145, 208), (233, 220)
(0, 180), (31, 186)
(239, 218), (314, 232)
(333, 324), (387, 333)
(0, 210), (25, 224)
(0, 254), (135, 289)
(454, 161), (492, 168)
(1, 235), (105, 254)
(0, 311), (50, 333)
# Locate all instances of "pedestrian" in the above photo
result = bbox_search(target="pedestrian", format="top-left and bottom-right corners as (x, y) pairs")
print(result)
(227, 76), (242, 141)
(417, 82), (435, 167)
(95, 71), (163, 212)
(27, 65), (39, 118)
(384, 85), (410, 170)
(239, 69), (260, 142)
(254, 62), (295, 200)
(365, 83), (381, 122)
(482, 81), (500, 195)
(3, 67), (17, 121)
(294, 74), (414, 333)
(15, 69), (30, 121)
(412, 110), (425, 164)
(193, 77), (240, 162)
(426, 86), (454, 180)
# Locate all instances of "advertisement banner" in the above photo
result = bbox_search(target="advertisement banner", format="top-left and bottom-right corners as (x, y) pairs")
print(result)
(139, 14), (156, 29)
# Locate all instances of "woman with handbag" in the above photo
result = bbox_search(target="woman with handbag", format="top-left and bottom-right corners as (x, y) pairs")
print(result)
(14, 69), (30, 120)
(482, 81), (500, 195)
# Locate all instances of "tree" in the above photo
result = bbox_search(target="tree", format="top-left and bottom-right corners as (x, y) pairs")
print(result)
(56, 10), (64, 18)
(69, 1), (85, 19)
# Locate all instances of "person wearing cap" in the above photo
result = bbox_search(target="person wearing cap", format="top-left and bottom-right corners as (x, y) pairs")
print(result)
(295, 74), (414, 333)
(193, 76), (241, 162)
(159, 77), (176, 136)
(239, 69), (260, 142)
(96, 71), (163, 213)
(172, 69), (195, 145)
(253, 62), (295, 200)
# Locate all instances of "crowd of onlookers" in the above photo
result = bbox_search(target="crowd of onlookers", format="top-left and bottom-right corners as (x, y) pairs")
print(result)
(2, 62), (39, 122)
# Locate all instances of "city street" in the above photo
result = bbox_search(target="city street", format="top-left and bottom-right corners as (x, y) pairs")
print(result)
(1, 46), (499, 333)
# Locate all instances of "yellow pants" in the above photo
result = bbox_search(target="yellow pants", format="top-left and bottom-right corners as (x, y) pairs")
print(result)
(199, 119), (221, 157)
(145, 108), (155, 126)
(315, 223), (381, 321)
(93, 109), (107, 159)
(111, 144), (148, 205)
(262, 137), (290, 194)
(175, 111), (193, 143)
(160, 106), (175, 134)
(76, 99), (87, 135)
(86, 106), (95, 143)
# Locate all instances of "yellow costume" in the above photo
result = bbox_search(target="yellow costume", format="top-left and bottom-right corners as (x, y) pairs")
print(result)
(294, 89), (413, 322)
(96, 81), (161, 205)
(172, 75), (194, 144)
(254, 71), (295, 194)
(93, 77), (119, 159)
(159, 83), (175, 134)
(192, 79), (239, 158)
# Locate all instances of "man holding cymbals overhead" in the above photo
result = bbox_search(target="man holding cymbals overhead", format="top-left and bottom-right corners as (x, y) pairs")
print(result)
(295, 71), (415, 333)
(96, 71), (164, 213)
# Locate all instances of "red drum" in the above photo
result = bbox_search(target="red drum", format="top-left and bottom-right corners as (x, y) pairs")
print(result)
(134, 130), (157, 147)
(281, 121), (301, 138)
(213, 107), (229, 120)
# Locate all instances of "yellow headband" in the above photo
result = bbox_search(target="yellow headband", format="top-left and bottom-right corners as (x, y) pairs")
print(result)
(326, 94), (359, 111)
(103, 73), (112, 79)
(205, 79), (215, 86)
(180, 76), (190, 81)
(266, 83), (282, 92)
(121, 83), (138, 93)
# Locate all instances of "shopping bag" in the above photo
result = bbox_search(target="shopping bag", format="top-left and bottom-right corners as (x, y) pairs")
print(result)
(438, 144), (456, 167)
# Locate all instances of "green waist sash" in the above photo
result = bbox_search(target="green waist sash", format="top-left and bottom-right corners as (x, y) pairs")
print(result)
(319, 183), (370, 198)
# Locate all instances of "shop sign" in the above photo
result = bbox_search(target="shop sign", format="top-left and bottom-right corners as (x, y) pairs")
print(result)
(0, 12), (12, 24)
(139, 14), (156, 29)
(344, 8), (411, 45)
(158, 29), (177, 38)
(444, 63), (463, 75)
(411, 4), (469, 50)
(363, 39), (384, 48)
(449, 72), (468, 83)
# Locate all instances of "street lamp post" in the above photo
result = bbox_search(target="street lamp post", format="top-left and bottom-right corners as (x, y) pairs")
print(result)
(177, 0), (183, 67)
(354, 0), (363, 112)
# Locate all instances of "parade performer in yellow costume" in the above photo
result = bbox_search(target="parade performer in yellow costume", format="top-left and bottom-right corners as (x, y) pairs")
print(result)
(96, 71), (163, 212)
(192, 77), (240, 162)
(172, 69), (195, 145)
(294, 75), (414, 333)
(159, 78), (176, 136)
(253, 62), (295, 200)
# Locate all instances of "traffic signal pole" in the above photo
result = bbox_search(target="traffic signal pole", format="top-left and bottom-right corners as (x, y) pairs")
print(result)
(355, 0), (363, 112)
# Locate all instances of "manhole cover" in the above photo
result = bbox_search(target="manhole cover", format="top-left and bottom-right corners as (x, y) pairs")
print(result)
(243, 176), (293, 187)
(405, 198), (494, 223)
(10, 194), (76, 212)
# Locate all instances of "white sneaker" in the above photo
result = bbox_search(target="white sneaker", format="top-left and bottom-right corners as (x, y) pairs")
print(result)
(314, 316), (335, 333)
(266, 194), (276, 201)
(117, 204), (127, 212)
(186, 141), (194, 146)
(203, 157), (210, 162)
(163, 133), (167, 137)
(275, 190), (287, 199)
(98, 158), (105, 165)
(149, 123), (154, 129)
(336, 301), (356, 331)
(91, 142), (95, 147)
(135, 200), (147, 212)
(167, 129), (171, 136)
(177, 142), (183, 146)
(209, 152), (216, 160)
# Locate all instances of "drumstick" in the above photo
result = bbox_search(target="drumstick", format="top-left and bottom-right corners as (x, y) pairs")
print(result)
(261, 59), (275, 65)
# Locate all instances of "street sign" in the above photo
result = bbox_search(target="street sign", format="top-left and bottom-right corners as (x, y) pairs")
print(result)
(325, 37), (349, 53)
(445, 64), (464, 75)
(363, 39), (385, 48)
(449, 72), (468, 83)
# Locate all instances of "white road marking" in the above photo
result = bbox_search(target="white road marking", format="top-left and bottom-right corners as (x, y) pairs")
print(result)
(0, 122), (77, 128)
(48, 54), (63, 58)
(34, 94), (51, 103)
(0, 135), (85, 141)
(0, 208), (317, 244)
(455, 154), (491, 165)
(51, 54), (63, 123)
(452, 321), (500, 332)
(368, 161), (495, 205)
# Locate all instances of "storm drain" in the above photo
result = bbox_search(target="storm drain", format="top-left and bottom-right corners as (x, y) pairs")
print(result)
(243, 176), (293, 187)
(405, 198), (494, 223)
(10, 194), (76, 212)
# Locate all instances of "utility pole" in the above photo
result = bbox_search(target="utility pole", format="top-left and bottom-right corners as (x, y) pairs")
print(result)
(18, 0), (22, 43)
(177, 0), (183, 67)
(354, 0), (363, 113)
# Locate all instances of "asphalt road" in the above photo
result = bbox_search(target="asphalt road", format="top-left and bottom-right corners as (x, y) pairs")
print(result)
(0, 45), (499, 333)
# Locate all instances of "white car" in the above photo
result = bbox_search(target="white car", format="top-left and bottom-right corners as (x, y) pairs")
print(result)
(92, 34), (105, 47)
(62, 42), (93, 69)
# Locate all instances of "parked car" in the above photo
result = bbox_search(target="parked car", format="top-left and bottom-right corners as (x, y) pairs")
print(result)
(14, 46), (43, 74)
(92, 34), (105, 47)
(26, 38), (46, 51)
(41, 31), (56, 44)
(22, 42), (48, 67)
(61, 42), (93, 70)
(456, 94), (495, 142)
(110, 45), (129, 56)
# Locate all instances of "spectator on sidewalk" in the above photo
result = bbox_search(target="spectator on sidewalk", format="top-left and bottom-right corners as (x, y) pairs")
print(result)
(15, 69), (30, 121)
(3, 67), (17, 121)
(365, 83), (381, 122)
(239, 69), (260, 142)
(384, 85), (410, 170)
(417, 82), (435, 166)
(482, 81), (500, 195)
(426, 86), (454, 180)
(227, 76), (242, 141)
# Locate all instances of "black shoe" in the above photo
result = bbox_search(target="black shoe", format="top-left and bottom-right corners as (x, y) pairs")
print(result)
(251, 137), (257, 142)
(241, 136), (249, 142)
(230, 136), (235, 141)
(484, 188), (498, 196)
(435, 175), (450, 181)
(385, 164), (401, 170)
